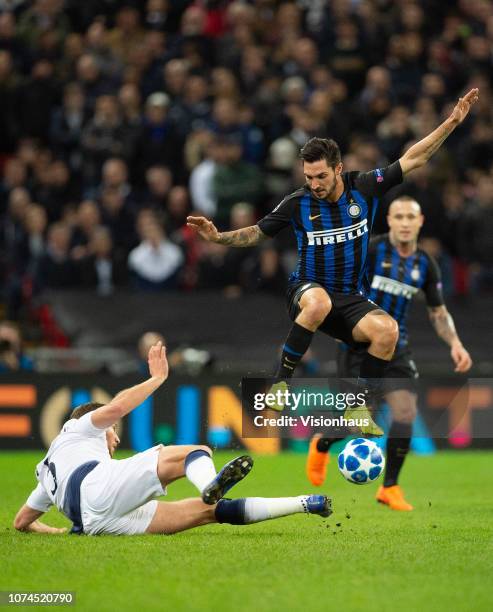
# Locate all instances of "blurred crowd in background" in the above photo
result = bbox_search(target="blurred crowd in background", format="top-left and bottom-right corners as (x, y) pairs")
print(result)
(1, 0), (493, 325)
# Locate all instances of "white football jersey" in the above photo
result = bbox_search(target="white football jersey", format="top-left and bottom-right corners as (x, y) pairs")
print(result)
(26, 412), (111, 513)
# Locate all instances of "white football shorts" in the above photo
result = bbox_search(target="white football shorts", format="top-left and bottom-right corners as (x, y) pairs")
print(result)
(80, 444), (166, 535)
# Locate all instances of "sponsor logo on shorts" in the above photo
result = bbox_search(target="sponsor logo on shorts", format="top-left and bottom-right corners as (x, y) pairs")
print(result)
(306, 219), (368, 246)
(371, 275), (419, 299)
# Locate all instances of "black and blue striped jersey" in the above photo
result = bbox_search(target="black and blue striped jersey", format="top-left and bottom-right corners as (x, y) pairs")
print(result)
(367, 234), (444, 348)
(258, 162), (403, 294)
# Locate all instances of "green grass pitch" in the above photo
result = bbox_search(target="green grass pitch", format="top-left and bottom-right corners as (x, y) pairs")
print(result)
(1, 450), (492, 612)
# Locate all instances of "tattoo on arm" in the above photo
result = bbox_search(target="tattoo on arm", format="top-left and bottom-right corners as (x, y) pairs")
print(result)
(217, 225), (268, 247)
(428, 306), (460, 346)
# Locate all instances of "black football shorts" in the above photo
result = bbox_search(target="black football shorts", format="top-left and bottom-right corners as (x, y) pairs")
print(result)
(286, 281), (381, 347)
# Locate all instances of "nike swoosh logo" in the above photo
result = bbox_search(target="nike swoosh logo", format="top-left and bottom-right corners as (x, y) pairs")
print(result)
(309, 214), (321, 221)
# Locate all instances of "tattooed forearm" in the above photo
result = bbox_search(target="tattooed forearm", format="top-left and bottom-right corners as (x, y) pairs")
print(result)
(216, 225), (268, 247)
(428, 306), (461, 347)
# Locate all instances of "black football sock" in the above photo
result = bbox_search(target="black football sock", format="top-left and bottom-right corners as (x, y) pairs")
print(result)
(384, 421), (412, 487)
(276, 322), (314, 379)
(358, 352), (389, 400)
(316, 437), (345, 453)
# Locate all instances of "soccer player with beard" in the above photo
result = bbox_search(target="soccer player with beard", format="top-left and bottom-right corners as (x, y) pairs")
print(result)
(306, 196), (472, 510)
(187, 89), (478, 434)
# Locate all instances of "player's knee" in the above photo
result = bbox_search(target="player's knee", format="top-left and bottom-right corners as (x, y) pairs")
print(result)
(397, 404), (417, 424)
(377, 317), (399, 349)
(302, 300), (331, 325)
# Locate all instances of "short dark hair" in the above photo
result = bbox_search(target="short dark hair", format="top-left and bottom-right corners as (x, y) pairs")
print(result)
(71, 402), (104, 420)
(299, 137), (341, 167)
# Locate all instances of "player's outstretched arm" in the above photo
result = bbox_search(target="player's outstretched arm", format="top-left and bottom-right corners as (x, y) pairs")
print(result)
(428, 305), (472, 373)
(399, 88), (479, 175)
(91, 341), (169, 429)
(187, 215), (268, 247)
(14, 505), (66, 534)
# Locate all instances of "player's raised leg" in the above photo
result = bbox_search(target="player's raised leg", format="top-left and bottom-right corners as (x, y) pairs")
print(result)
(279, 288), (331, 378)
(145, 494), (333, 534)
(270, 287), (332, 410)
(351, 310), (399, 436)
(352, 310), (399, 389)
(376, 390), (416, 511)
(156, 445), (253, 504)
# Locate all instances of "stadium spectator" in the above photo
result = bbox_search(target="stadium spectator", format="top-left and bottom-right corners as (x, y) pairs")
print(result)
(17, 58), (59, 144)
(99, 186), (137, 256)
(35, 222), (77, 289)
(106, 4), (145, 64)
(134, 91), (184, 183)
(50, 82), (88, 172)
(78, 225), (127, 295)
(81, 95), (129, 185)
(165, 185), (190, 236)
(128, 210), (184, 291)
(188, 132), (221, 217)
(75, 53), (111, 110)
(211, 134), (264, 228)
(0, 157), (27, 211)
(0, 320), (34, 372)
(168, 73), (211, 138)
(70, 199), (101, 258)
(143, 164), (172, 211)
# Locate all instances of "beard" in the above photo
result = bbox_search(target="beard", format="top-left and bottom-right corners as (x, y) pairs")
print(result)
(310, 175), (338, 200)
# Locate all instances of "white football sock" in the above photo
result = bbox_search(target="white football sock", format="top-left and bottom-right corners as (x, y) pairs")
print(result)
(185, 453), (217, 493)
(244, 496), (309, 523)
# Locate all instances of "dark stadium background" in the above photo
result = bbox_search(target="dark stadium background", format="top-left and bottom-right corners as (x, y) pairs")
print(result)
(0, 0), (492, 449)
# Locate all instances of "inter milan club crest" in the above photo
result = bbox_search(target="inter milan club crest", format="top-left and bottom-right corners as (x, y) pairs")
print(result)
(411, 267), (420, 281)
(348, 203), (361, 218)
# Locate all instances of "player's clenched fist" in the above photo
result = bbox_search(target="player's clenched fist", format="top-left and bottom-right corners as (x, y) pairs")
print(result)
(187, 216), (221, 242)
(148, 341), (169, 382)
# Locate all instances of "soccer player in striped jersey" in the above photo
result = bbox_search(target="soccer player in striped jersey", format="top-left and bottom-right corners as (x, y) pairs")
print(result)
(187, 89), (478, 431)
(306, 196), (472, 510)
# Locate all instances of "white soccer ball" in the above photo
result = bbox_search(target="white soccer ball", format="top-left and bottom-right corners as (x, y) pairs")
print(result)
(338, 438), (385, 485)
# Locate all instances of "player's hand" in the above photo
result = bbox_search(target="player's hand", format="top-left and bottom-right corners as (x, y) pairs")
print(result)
(45, 526), (67, 535)
(27, 521), (67, 534)
(451, 343), (472, 373)
(449, 88), (479, 125)
(148, 341), (169, 382)
(187, 216), (221, 242)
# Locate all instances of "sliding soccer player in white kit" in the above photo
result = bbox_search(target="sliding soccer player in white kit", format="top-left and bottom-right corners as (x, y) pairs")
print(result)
(14, 342), (331, 535)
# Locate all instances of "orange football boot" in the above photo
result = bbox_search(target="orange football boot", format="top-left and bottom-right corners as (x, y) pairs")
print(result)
(376, 485), (414, 511)
(306, 434), (330, 486)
